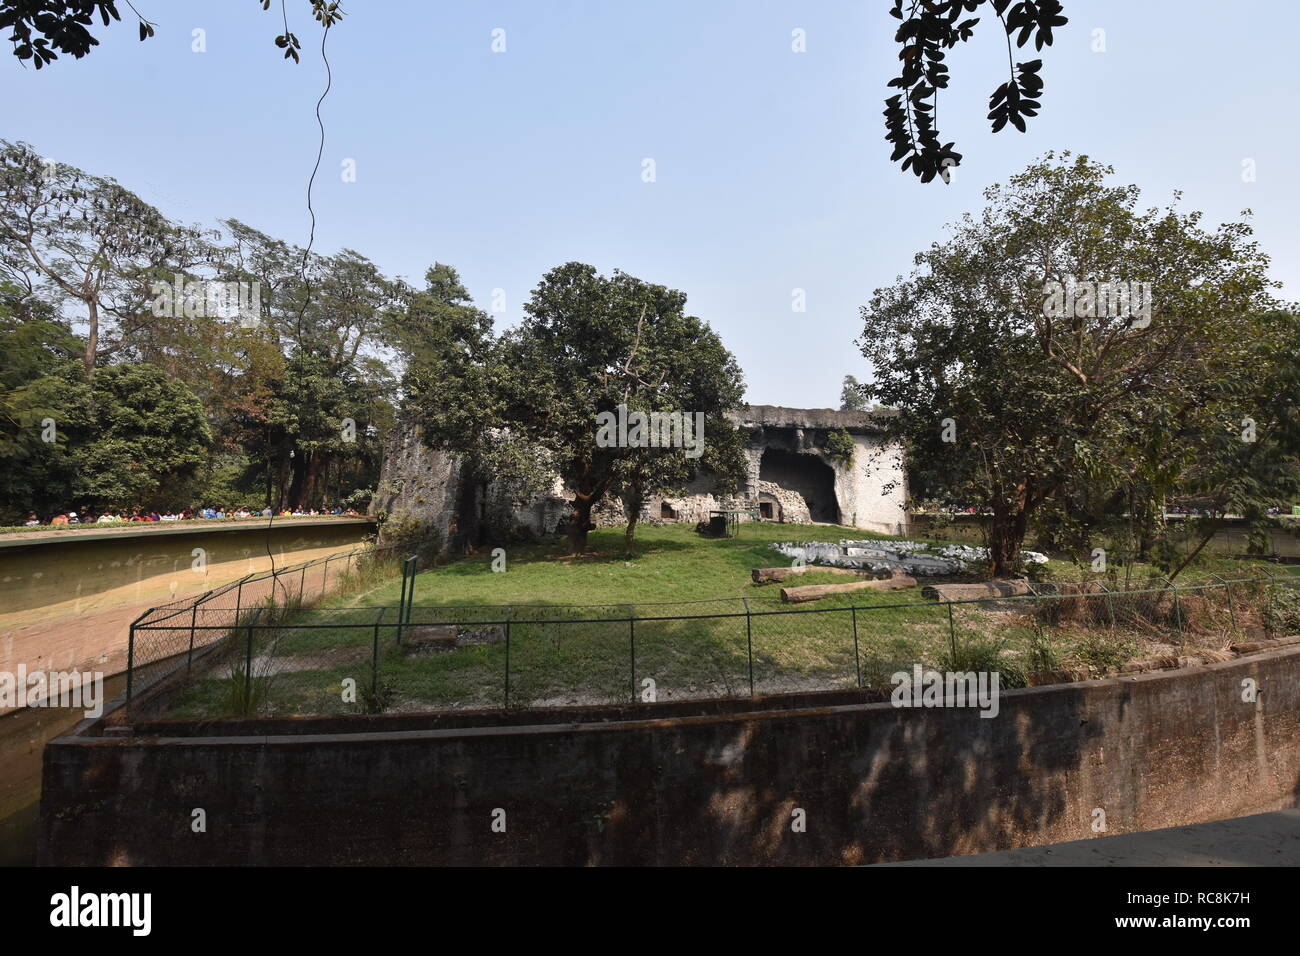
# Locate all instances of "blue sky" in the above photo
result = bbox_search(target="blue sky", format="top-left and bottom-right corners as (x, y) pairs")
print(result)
(5, 0), (1296, 407)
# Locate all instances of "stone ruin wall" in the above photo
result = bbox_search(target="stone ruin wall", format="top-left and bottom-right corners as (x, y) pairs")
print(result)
(371, 405), (909, 548)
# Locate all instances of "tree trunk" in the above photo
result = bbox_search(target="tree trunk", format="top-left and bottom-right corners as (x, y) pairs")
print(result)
(83, 300), (98, 380)
(453, 462), (484, 553)
(623, 484), (644, 552)
(567, 495), (594, 555)
(304, 452), (324, 510)
(287, 453), (308, 510)
(986, 507), (1030, 578)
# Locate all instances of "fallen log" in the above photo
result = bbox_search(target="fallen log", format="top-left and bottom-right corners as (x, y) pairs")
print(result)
(752, 565), (864, 584)
(921, 579), (1033, 602)
(780, 570), (917, 604)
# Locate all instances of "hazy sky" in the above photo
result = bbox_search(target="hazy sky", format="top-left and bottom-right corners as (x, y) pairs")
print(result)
(5, 1), (1296, 407)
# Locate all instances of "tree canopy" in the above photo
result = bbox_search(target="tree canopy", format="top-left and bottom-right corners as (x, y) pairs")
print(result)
(858, 153), (1290, 577)
(1, 0), (339, 68)
(495, 263), (747, 553)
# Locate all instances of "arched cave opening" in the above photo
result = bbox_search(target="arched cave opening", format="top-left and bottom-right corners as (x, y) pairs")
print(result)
(758, 448), (838, 523)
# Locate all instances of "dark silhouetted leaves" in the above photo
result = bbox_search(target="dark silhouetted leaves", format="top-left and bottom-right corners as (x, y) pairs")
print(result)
(885, 1), (1067, 182)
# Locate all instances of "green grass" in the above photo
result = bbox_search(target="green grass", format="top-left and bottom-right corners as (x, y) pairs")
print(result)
(157, 521), (1291, 719)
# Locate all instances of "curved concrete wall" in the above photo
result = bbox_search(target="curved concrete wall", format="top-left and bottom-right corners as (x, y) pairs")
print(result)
(38, 644), (1300, 866)
(0, 519), (374, 688)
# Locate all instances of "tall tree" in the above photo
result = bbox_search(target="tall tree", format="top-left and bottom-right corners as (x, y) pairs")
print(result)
(392, 263), (551, 549)
(0, 140), (203, 378)
(497, 263), (746, 554)
(858, 153), (1277, 576)
(840, 374), (869, 412)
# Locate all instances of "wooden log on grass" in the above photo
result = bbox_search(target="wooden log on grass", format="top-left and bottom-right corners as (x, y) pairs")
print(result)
(921, 579), (1033, 602)
(780, 570), (917, 604)
(752, 565), (864, 584)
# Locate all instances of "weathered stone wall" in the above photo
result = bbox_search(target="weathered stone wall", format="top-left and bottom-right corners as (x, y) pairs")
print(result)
(38, 646), (1300, 866)
(370, 405), (909, 546)
(370, 428), (464, 540)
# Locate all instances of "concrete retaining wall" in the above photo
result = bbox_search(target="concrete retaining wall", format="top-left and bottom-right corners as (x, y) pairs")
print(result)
(1, 519), (375, 690)
(38, 646), (1300, 866)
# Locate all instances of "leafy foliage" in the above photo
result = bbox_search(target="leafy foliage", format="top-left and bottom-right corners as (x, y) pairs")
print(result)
(840, 374), (870, 412)
(858, 153), (1282, 575)
(495, 263), (747, 553)
(1, 1), (337, 68)
(885, 1), (1067, 182)
(825, 427), (856, 469)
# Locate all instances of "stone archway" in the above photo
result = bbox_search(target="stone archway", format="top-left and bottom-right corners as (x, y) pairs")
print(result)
(758, 448), (838, 523)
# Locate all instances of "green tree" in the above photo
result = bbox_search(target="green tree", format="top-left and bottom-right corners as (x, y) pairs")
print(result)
(0, 284), (90, 520)
(392, 263), (552, 549)
(0, 140), (203, 379)
(858, 153), (1277, 576)
(74, 362), (211, 510)
(840, 375), (869, 412)
(497, 263), (746, 554)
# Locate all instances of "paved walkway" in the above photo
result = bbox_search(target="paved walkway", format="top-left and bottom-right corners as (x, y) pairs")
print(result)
(876, 809), (1300, 866)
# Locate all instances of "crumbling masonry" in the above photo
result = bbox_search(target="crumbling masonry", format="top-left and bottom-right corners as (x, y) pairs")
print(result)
(370, 405), (908, 548)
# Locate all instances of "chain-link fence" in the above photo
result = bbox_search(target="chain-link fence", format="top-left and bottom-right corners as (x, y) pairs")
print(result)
(122, 563), (1300, 721)
(123, 545), (400, 712)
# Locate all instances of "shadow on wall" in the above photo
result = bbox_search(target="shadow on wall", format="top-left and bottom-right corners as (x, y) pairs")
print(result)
(759, 448), (837, 523)
(577, 689), (1102, 865)
(40, 648), (1300, 866)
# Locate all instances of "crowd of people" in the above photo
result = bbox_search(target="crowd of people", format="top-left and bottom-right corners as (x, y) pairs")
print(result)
(21, 505), (362, 527)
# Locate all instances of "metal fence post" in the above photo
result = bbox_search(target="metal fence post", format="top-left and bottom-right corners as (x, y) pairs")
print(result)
(1095, 580), (1116, 632)
(1259, 565), (1279, 631)
(126, 620), (137, 705)
(405, 556), (417, 624)
(244, 607), (257, 706)
(1211, 574), (1237, 632)
(1160, 576), (1184, 637)
(851, 604), (861, 689)
(946, 601), (957, 664)
(743, 598), (754, 697)
(186, 602), (198, 673)
(629, 612), (637, 703)
(300, 563), (308, 604)
(372, 607), (383, 699)
(504, 609), (512, 709)
(321, 554), (331, 597)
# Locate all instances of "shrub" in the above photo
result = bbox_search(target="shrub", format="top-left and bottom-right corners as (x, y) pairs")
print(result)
(360, 679), (398, 714)
(1263, 583), (1300, 636)
(378, 508), (442, 563)
(1074, 632), (1138, 675)
(825, 427), (856, 469)
(942, 637), (1027, 689)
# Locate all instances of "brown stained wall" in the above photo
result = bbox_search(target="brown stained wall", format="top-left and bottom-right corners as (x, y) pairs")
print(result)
(0, 520), (374, 688)
(37, 646), (1300, 866)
